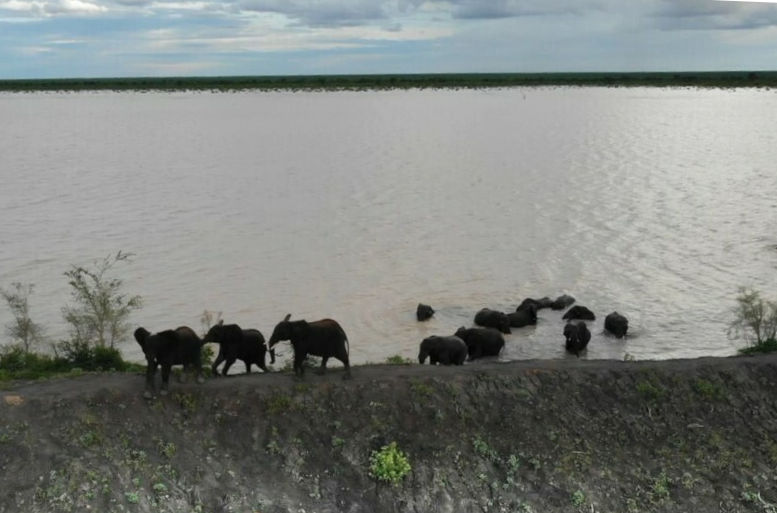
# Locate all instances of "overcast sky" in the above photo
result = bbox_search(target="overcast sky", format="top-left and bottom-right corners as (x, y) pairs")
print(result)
(1, 0), (776, 79)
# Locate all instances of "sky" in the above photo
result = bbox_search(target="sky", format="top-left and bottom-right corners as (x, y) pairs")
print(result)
(1, 0), (777, 79)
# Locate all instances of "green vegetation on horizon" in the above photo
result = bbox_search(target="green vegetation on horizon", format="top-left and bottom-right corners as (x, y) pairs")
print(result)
(2, 71), (777, 92)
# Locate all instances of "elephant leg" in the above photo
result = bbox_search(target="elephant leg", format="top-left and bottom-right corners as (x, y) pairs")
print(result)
(337, 351), (351, 380)
(179, 364), (189, 383)
(222, 357), (237, 376)
(211, 350), (225, 377)
(160, 365), (172, 396)
(316, 356), (329, 375)
(144, 361), (157, 398)
(430, 355), (439, 365)
(258, 358), (269, 373)
(439, 352), (451, 365)
(245, 360), (252, 374)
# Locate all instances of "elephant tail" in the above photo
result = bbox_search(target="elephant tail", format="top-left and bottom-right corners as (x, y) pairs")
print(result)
(336, 323), (350, 356)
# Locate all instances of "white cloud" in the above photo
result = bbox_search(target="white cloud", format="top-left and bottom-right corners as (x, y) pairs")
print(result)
(44, 0), (107, 13)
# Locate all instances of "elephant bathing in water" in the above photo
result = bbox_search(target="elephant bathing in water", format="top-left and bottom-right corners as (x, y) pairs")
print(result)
(202, 320), (275, 376)
(562, 305), (596, 321)
(134, 326), (205, 398)
(474, 308), (511, 334)
(563, 321), (591, 357)
(268, 314), (351, 379)
(416, 303), (435, 321)
(604, 311), (629, 338)
(418, 335), (467, 365)
(508, 304), (538, 328)
(454, 327), (504, 360)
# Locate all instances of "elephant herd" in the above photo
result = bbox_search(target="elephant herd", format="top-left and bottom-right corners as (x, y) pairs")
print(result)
(416, 295), (629, 364)
(134, 297), (628, 397)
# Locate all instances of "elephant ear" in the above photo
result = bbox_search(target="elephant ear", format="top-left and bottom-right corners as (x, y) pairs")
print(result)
(217, 319), (224, 326)
(283, 313), (291, 323)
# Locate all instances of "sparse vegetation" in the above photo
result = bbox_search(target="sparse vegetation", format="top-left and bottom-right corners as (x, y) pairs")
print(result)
(369, 441), (411, 486)
(61, 251), (142, 348)
(385, 354), (413, 365)
(1, 282), (45, 353)
(729, 288), (777, 354)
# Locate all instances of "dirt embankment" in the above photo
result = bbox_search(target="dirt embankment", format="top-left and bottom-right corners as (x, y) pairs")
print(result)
(2, 354), (777, 513)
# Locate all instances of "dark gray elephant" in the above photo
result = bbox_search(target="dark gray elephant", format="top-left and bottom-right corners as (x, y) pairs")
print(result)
(134, 326), (205, 398)
(604, 312), (629, 338)
(202, 320), (274, 376)
(418, 335), (467, 365)
(454, 327), (504, 360)
(564, 321), (591, 357)
(474, 308), (511, 334)
(517, 297), (553, 311)
(416, 303), (435, 321)
(508, 304), (538, 328)
(562, 305), (596, 321)
(267, 314), (351, 379)
(551, 294), (576, 310)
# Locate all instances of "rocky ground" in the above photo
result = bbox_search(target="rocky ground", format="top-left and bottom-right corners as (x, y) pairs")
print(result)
(2, 353), (777, 513)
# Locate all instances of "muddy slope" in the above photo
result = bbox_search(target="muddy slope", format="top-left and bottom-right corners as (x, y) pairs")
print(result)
(2, 354), (777, 513)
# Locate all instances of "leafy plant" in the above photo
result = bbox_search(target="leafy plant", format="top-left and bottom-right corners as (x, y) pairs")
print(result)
(729, 288), (777, 354)
(571, 490), (586, 507)
(1, 282), (45, 353)
(385, 354), (413, 365)
(369, 441), (411, 485)
(62, 251), (142, 348)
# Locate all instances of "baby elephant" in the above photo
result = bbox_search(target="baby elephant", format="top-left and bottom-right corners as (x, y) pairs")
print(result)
(416, 303), (435, 321)
(134, 326), (205, 398)
(604, 311), (629, 338)
(474, 308), (511, 334)
(564, 321), (591, 357)
(454, 327), (505, 360)
(418, 335), (467, 365)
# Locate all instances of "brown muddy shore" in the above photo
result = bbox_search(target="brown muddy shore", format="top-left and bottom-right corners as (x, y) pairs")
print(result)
(2, 354), (777, 513)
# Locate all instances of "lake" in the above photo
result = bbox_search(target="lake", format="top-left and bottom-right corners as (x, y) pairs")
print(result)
(1, 87), (776, 366)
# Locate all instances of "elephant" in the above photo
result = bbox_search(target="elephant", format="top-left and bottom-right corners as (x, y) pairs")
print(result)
(416, 303), (435, 321)
(268, 314), (351, 379)
(551, 294), (576, 310)
(604, 312), (629, 338)
(134, 326), (205, 398)
(454, 327), (504, 360)
(562, 305), (596, 321)
(474, 308), (511, 334)
(517, 297), (553, 311)
(418, 335), (467, 365)
(202, 320), (274, 376)
(508, 304), (538, 328)
(564, 321), (591, 357)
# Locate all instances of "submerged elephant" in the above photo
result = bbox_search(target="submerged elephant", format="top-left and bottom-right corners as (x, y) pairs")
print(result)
(517, 297), (553, 311)
(508, 304), (538, 328)
(474, 308), (511, 334)
(563, 321), (591, 357)
(562, 305), (596, 321)
(551, 294), (576, 310)
(202, 320), (274, 376)
(454, 327), (504, 360)
(416, 303), (435, 321)
(267, 314), (351, 379)
(418, 335), (467, 365)
(604, 312), (629, 338)
(134, 326), (205, 398)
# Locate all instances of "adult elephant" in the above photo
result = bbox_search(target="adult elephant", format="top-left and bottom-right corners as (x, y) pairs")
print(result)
(134, 326), (205, 398)
(517, 297), (553, 311)
(551, 294), (576, 310)
(418, 335), (467, 365)
(474, 308), (511, 334)
(454, 327), (504, 360)
(562, 305), (596, 321)
(563, 321), (591, 357)
(416, 303), (435, 321)
(508, 304), (538, 328)
(202, 320), (274, 376)
(604, 312), (629, 338)
(267, 314), (351, 379)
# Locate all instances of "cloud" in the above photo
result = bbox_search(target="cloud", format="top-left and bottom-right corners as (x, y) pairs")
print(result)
(236, 0), (431, 27)
(447, 0), (604, 19)
(652, 0), (777, 30)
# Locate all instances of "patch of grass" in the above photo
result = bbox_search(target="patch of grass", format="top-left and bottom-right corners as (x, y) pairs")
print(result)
(369, 441), (411, 486)
(0, 344), (142, 382)
(409, 380), (434, 396)
(739, 338), (777, 355)
(267, 394), (293, 414)
(571, 490), (586, 507)
(652, 471), (670, 501)
(693, 378), (725, 400)
(385, 354), (413, 365)
(636, 380), (666, 402)
(472, 435), (499, 463)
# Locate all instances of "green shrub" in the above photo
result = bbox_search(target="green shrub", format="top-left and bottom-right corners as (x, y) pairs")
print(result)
(729, 288), (777, 354)
(369, 442), (411, 485)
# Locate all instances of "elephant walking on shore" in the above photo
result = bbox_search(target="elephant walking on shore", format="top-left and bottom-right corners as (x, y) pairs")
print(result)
(268, 314), (351, 379)
(202, 320), (274, 376)
(134, 326), (205, 398)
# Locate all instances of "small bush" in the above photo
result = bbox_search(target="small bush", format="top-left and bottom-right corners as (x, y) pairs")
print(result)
(729, 288), (777, 354)
(369, 441), (411, 486)
(385, 355), (413, 365)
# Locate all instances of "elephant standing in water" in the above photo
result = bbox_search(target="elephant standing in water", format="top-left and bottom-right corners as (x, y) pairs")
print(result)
(268, 314), (351, 379)
(418, 335), (467, 365)
(605, 312), (629, 338)
(563, 321), (591, 357)
(134, 326), (205, 398)
(454, 327), (504, 360)
(474, 308), (511, 334)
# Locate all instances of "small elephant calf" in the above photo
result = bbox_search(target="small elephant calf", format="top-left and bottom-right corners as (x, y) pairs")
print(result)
(134, 326), (205, 398)
(605, 311), (629, 338)
(418, 335), (467, 365)
(563, 321), (591, 357)
(416, 303), (435, 321)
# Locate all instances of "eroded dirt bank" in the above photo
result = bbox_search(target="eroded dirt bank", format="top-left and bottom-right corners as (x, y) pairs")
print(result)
(2, 354), (777, 513)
